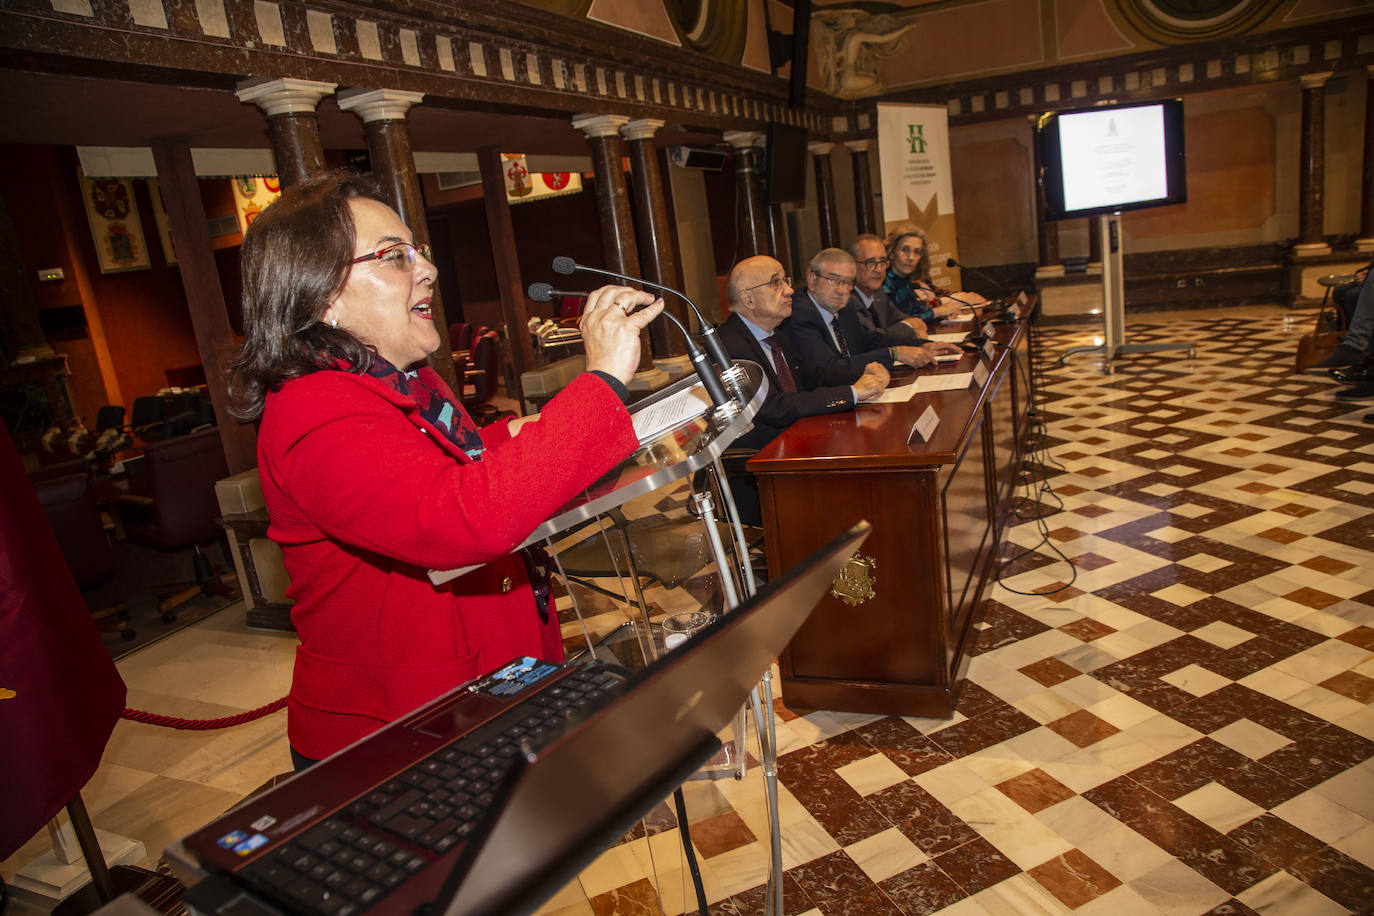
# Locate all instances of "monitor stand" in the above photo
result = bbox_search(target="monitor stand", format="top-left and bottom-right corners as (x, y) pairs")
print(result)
(1060, 211), (1196, 373)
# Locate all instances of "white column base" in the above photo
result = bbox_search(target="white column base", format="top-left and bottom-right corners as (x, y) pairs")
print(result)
(10, 828), (145, 907)
(1292, 241), (1333, 257)
(1034, 264), (1066, 279)
(626, 367), (670, 393)
(652, 355), (694, 380)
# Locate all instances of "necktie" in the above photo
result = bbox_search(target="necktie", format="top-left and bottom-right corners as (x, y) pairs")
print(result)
(831, 318), (851, 357)
(764, 335), (798, 393)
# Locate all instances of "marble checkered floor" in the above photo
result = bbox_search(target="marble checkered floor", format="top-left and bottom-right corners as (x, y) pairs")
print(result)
(547, 310), (1374, 916)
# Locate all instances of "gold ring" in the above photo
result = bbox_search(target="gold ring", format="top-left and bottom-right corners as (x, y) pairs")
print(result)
(619, 302), (633, 314)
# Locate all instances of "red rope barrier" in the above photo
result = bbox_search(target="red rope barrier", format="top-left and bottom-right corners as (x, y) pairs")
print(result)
(121, 696), (288, 730)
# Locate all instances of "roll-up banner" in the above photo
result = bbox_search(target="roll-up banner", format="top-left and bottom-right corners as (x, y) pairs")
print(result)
(877, 103), (961, 290)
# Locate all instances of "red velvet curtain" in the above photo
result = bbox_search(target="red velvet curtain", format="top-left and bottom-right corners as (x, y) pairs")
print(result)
(0, 421), (127, 859)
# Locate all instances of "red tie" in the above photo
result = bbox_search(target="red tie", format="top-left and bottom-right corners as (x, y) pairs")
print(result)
(764, 335), (798, 393)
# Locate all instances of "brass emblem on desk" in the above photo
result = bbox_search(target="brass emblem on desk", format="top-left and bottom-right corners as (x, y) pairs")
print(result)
(831, 553), (877, 606)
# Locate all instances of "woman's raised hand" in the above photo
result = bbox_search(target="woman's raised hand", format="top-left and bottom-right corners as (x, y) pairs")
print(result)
(580, 285), (665, 384)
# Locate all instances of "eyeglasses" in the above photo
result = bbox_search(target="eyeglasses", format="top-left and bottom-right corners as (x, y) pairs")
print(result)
(351, 241), (434, 271)
(814, 272), (855, 291)
(856, 257), (890, 270)
(743, 274), (791, 294)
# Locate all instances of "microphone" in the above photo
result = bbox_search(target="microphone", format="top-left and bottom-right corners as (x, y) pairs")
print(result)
(527, 282), (588, 302)
(552, 257), (733, 374)
(533, 272), (733, 414)
(945, 257), (1012, 320)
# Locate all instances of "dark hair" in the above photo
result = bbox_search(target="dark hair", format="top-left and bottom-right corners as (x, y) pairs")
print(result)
(228, 169), (387, 421)
(884, 225), (931, 284)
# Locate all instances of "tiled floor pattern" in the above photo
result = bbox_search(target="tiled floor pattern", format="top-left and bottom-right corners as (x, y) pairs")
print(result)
(556, 312), (1374, 915)
(4, 308), (1371, 916)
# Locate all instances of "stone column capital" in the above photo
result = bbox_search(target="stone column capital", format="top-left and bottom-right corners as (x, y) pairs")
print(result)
(1299, 71), (1334, 90)
(723, 130), (763, 149)
(336, 88), (425, 122)
(807, 142), (836, 156)
(236, 77), (337, 116)
(573, 114), (630, 138)
(621, 118), (665, 142)
(843, 140), (873, 153)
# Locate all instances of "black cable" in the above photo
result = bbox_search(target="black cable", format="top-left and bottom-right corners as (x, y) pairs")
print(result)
(994, 314), (1079, 596)
(674, 787), (710, 916)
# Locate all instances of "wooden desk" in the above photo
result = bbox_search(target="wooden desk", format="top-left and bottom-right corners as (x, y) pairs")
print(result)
(748, 315), (1033, 718)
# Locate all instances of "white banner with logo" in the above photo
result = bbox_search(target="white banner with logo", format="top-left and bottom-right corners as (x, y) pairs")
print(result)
(877, 103), (961, 290)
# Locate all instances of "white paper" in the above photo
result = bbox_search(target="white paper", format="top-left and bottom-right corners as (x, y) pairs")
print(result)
(870, 381), (920, 403)
(929, 332), (968, 343)
(915, 372), (973, 392)
(934, 352), (962, 364)
(632, 383), (711, 443)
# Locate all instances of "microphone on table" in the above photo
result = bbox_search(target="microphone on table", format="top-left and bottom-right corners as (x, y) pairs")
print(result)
(945, 257), (1013, 320)
(551, 256), (734, 377)
(527, 278), (733, 413)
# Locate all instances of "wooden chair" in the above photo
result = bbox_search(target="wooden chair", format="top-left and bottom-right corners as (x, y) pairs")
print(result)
(117, 427), (238, 622)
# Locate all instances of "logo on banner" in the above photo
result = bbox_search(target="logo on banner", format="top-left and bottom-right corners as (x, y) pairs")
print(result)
(907, 124), (927, 155)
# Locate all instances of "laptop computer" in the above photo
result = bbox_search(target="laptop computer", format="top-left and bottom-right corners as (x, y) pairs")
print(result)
(170, 521), (871, 916)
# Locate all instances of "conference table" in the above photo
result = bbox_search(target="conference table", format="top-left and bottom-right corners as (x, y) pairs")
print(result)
(748, 306), (1036, 718)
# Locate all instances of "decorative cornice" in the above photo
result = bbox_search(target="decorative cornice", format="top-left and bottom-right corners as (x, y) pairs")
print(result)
(1298, 71), (1333, 90)
(723, 130), (762, 149)
(807, 141), (836, 156)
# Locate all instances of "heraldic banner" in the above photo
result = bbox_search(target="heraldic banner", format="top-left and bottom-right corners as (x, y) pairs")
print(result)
(876, 103), (963, 291)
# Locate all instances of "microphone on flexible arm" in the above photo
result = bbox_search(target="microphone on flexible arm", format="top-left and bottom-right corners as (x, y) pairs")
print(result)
(528, 278), (734, 415)
(945, 257), (1013, 320)
(551, 257), (737, 382)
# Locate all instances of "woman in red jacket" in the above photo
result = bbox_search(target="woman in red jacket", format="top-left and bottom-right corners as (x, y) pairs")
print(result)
(229, 171), (661, 768)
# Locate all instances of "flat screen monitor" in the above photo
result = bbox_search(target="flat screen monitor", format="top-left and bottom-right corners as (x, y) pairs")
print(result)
(1038, 98), (1186, 221)
(766, 123), (809, 204)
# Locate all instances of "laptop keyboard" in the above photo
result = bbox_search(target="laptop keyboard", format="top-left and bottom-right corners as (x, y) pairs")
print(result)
(239, 663), (626, 915)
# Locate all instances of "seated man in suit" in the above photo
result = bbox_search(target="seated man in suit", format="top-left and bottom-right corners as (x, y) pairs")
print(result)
(714, 255), (890, 524)
(781, 248), (960, 379)
(849, 234), (931, 343)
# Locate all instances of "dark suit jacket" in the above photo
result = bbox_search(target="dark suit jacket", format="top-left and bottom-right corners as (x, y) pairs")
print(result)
(780, 290), (899, 378)
(717, 312), (856, 451)
(851, 288), (922, 343)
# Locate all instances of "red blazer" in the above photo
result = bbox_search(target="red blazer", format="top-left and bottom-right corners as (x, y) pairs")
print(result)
(257, 368), (636, 759)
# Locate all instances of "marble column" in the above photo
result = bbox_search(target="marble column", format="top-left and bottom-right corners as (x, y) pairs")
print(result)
(809, 142), (839, 250)
(0, 191), (52, 361)
(768, 204), (791, 277)
(622, 118), (688, 364)
(1358, 65), (1374, 253)
(1030, 115), (1063, 278)
(235, 78), (334, 189)
(724, 130), (769, 260)
(845, 140), (876, 236)
(573, 113), (662, 386)
(337, 88), (458, 390)
(150, 136), (257, 473)
(1295, 71), (1333, 256)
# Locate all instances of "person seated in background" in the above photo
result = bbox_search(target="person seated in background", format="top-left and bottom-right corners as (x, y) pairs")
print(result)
(1311, 266), (1374, 405)
(883, 225), (988, 322)
(848, 234), (929, 343)
(714, 255), (890, 524)
(1306, 258), (1374, 374)
(228, 169), (662, 770)
(781, 248), (961, 379)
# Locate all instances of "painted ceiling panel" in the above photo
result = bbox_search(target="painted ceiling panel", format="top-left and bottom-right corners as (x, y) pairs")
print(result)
(875, 0), (1046, 90)
(1056, 0), (1138, 58)
(586, 0), (682, 45)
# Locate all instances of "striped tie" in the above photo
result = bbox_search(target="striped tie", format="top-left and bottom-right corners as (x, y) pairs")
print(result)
(764, 335), (798, 393)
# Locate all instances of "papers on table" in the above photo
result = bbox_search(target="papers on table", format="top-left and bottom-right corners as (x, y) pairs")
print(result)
(933, 353), (962, 364)
(631, 382), (711, 443)
(868, 371), (975, 403)
(928, 332), (968, 343)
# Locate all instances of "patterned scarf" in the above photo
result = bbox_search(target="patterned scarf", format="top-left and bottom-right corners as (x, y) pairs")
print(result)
(364, 357), (486, 461)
